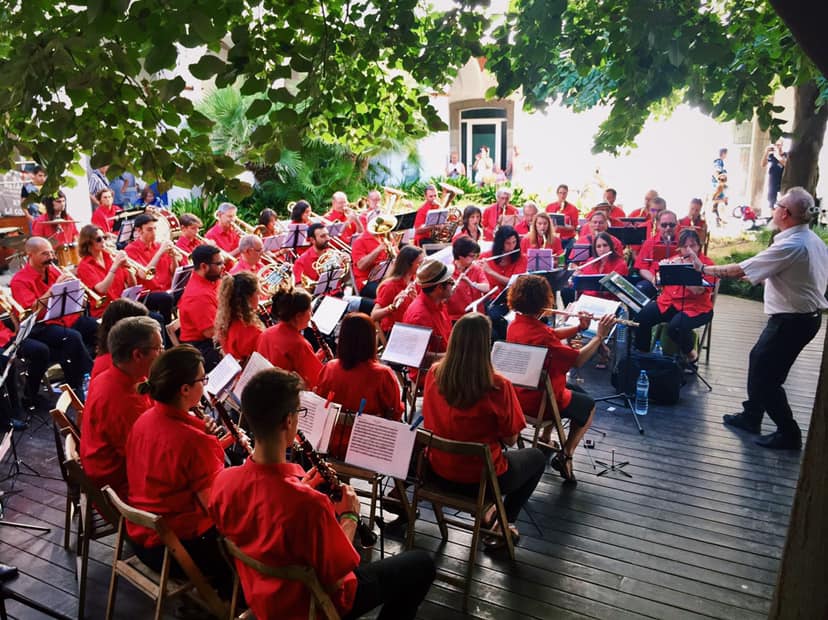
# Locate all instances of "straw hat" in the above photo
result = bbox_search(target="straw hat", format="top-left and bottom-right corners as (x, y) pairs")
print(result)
(415, 259), (455, 287)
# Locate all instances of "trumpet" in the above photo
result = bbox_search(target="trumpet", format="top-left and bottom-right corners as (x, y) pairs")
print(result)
(195, 234), (237, 266)
(103, 242), (152, 280)
(50, 260), (107, 309)
(542, 307), (640, 328)
(230, 218), (258, 237)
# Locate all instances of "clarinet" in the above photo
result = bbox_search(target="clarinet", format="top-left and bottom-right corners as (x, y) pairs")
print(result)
(296, 429), (377, 548)
(212, 397), (254, 457)
(308, 319), (334, 362)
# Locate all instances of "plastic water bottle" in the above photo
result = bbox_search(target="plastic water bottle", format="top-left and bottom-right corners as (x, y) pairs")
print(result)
(635, 370), (649, 416)
(82, 372), (91, 400)
(616, 307), (627, 344)
(653, 340), (663, 355)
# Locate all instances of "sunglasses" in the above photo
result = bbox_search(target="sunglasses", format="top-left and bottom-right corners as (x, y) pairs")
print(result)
(660, 223), (677, 228)
(95, 236), (104, 242)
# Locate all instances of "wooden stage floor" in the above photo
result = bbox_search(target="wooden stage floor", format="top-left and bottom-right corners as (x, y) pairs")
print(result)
(0, 295), (823, 619)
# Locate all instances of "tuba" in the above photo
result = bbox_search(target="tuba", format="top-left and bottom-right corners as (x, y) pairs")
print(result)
(382, 186), (406, 213)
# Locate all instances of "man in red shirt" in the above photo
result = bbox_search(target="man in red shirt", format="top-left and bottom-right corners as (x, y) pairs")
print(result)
(634, 209), (679, 298)
(176, 213), (203, 256)
(178, 245), (224, 370)
(514, 201), (537, 235)
(545, 184), (580, 250)
(229, 234), (265, 275)
(10, 237), (96, 394)
(413, 185), (442, 245)
(125, 213), (179, 323)
(482, 188), (519, 241)
(446, 237), (489, 321)
(357, 189), (382, 230)
(627, 189), (659, 219)
(602, 188), (627, 221)
(209, 368), (434, 620)
(403, 259), (454, 359)
(81, 316), (160, 497)
(324, 191), (362, 246)
(205, 202), (241, 256)
(351, 220), (390, 297)
(576, 211), (624, 254)
(293, 222), (330, 287)
(90, 188), (122, 236)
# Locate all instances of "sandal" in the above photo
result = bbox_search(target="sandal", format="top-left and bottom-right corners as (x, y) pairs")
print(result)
(480, 505), (498, 531)
(483, 523), (520, 550)
(550, 451), (577, 483)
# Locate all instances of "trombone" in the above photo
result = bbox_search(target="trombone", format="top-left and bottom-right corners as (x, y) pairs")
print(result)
(50, 260), (107, 309)
(194, 234), (237, 266)
(308, 211), (352, 255)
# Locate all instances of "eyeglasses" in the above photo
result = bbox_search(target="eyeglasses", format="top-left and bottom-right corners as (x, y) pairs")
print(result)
(209, 261), (225, 267)
(773, 202), (789, 214)
(94, 236), (104, 242)
(293, 407), (308, 418)
(141, 345), (165, 353)
(191, 376), (210, 385)
(660, 223), (677, 228)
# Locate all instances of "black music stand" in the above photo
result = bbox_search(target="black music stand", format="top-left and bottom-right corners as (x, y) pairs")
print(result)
(566, 244), (591, 265)
(548, 213), (565, 227)
(527, 249), (555, 272)
(368, 258), (392, 284)
(608, 226), (647, 248)
(286, 224), (309, 252)
(392, 211), (417, 232)
(313, 268), (343, 297)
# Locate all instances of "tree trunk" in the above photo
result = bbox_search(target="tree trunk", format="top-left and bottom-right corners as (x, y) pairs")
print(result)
(782, 80), (828, 196)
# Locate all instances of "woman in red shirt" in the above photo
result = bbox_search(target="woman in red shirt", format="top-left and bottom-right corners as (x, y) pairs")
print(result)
(520, 212), (563, 256)
(422, 313), (545, 545)
(214, 272), (265, 362)
(479, 226), (527, 289)
(506, 275), (613, 481)
(316, 313), (403, 458)
(633, 229), (714, 366)
(76, 225), (137, 318)
(371, 245), (424, 334)
(576, 231), (629, 300)
(32, 192), (78, 247)
(256, 288), (324, 388)
(91, 298), (150, 378)
(453, 205), (483, 243)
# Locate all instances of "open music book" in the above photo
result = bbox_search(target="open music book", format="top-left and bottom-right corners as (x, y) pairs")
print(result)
(424, 209), (449, 227)
(344, 415), (417, 479)
(120, 285), (143, 301)
(491, 341), (547, 389)
(231, 352), (273, 403)
(206, 354), (242, 397)
(561, 296), (621, 337)
(169, 264), (194, 295)
(297, 390), (341, 453)
(380, 323), (432, 368)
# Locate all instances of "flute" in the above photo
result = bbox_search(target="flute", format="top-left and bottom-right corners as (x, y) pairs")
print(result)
(390, 280), (417, 311)
(572, 251), (612, 273)
(543, 308), (640, 327)
(477, 248), (520, 262)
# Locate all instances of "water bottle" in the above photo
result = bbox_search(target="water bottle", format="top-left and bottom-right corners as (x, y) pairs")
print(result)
(82, 372), (91, 401)
(634, 370), (649, 416)
(616, 307), (627, 344)
(653, 340), (663, 355)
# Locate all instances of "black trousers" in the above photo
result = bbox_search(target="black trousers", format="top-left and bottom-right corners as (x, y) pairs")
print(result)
(183, 338), (223, 372)
(344, 550), (435, 620)
(143, 291), (175, 324)
(742, 312), (822, 435)
(28, 318), (95, 393)
(634, 301), (713, 355)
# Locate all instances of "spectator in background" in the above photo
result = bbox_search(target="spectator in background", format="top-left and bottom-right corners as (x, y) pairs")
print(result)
(445, 151), (466, 179)
(110, 171), (138, 207)
(88, 165), (110, 212)
(762, 139), (787, 216)
(20, 165), (46, 225)
(135, 186), (164, 209)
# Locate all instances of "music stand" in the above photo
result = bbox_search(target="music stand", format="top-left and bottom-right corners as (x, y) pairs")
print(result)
(566, 244), (591, 264)
(527, 249), (554, 272)
(368, 258), (392, 284)
(286, 224), (309, 252)
(0, 431), (50, 532)
(608, 226), (647, 248)
(313, 268), (343, 297)
(572, 275), (605, 294)
(392, 211), (417, 232)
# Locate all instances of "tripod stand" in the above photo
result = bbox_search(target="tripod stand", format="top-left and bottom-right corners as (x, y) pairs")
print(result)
(594, 314), (644, 434)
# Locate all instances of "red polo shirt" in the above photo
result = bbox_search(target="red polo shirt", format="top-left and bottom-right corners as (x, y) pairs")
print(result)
(32, 214), (78, 246)
(351, 232), (388, 290)
(257, 322), (323, 388)
(222, 320), (264, 361)
(506, 313), (580, 415)
(176, 235), (201, 255)
(91, 205), (123, 234)
(178, 272), (219, 342)
(514, 220), (531, 235)
(403, 291), (451, 355)
(375, 277), (414, 333)
(229, 259), (265, 275)
(482, 203), (519, 241)
(10, 263), (78, 327)
(292, 246), (322, 285)
(677, 217), (708, 241)
(520, 234), (564, 255)
(126, 402), (224, 547)
(634, 236), (680, 276)
(544, 201), (580, 240)
(575, 232), (624, 255)
(80, 365), (151, 498)
(413, 201), (441, 245)
(422, 368), (525, 483)
(479, 250), (528, 289)
(657, 254), (714, 317)
(91, 352), (112, 379)
(125, 239), (176, 291)
(324, 209), (359, 246)
(446, 264), (488, 321)
(205, 223), (240, 253)
(208, 460), (360, 619)
(76, 254), (129, 318)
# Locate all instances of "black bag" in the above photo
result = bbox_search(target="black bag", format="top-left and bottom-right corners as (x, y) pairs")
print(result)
(611, 350), (685, 405)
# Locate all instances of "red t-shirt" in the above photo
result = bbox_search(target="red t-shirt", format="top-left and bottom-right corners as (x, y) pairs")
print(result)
(222, 320), (264, 361)
(413, 201), (441, 245)
(506, 313), (580, 414)
(323, 209), (358, 246)
(575, 232), (624, 256)
(316, 359), (403, 459)
(520, 234), (563, 255)
(257, 322), (323, 388)
(91, 205), (123, 234)
(375, 277), (413, 333)
(292, 246), (322, 285)
(482, 203), (518, 241)
(91, 352), (112, 379)
(178, 273), (219, 342)
(656, 254), (715, 317)
(633, 236), (680, 276)
(677, 217), (708, 240)
(229, 259), (265, 276)
(126, 402), (224, 547)
(205, 223), (240, 253)
(351, 232), (388, 290)
(32, 214), (78, 245)
(422, 368), (525, 483)
(176, 235), (201, 255)
(544, 201), (580, 240)
(208, 460), (360, 618)
(80, 366), (151, 498)
(446, 264), (488, 321)
(514, 220), (530, 235)
(76, 254), (129, 318)
(10, 263), (78, 327)
(479, 250), (528, 289)
(402, 291), (452, 355)
(125, 239), (176, 291)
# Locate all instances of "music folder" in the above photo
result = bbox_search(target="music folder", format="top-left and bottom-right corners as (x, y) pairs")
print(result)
(490, 341), (547, 389)
(393, 211), (417, 231)
(381, 323), (431, 369)
(548, 213), (566, 227)
(599, 272), (650, 313)
(608, 226), (647, 246)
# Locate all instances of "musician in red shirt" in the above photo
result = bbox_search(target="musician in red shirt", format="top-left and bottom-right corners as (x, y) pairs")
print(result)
(209, 368), (435, 620)
(229, 234), (265, 275)
(446, 237), (489, 321)
(257, 288), (324, 388)
(453, 205), (484, 243)
(545, 184), (580, 249)
(422, 313), (545, 544)
(205, 202), (241, 256)
(403, 259), (454, 357)
(126, 346), (234, 590)
(602, 188), (627, 221)
(10, 237), (96, 394)
(351, 220), (390, 297)
(124, 213), (179, 322)
(81, 317), (160, 498)
(76, 225), (135, 318)
(91, 299), (149, 379)
(677, 197), (708, 243)
(178, 245), (224, 370)
(413, 185), (442, 246)
(176, 213), (203, 256)
(293, 223), (329, 287)
(371, 246), (423, 334)
(634, 209), (680, 298)
(90, 188), (122, 235)
(520, 212), (564, 255)
(514, 201), (537, 235)
(634, 229), (714, 365)
(578, 233), (629, 286)
(482, 188), (519, 241)
(214, 273), (264, 362)
(575, 211), (624, 254)
(32, 192), (78, 246)
(323, 191), (362, 246)
(479, 226), (527, 289)
(506, 275), (614, 481)
(627, 189), (659, 219)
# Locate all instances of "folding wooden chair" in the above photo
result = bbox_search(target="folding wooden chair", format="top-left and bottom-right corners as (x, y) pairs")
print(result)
(520, 376), (567, 450)
(221, 538), (341, 620)
(50, 390), (81, 444)
(102, 487), (228, 620)
(49, 392), (80, 550)
(405, 429), (515, 610)
(59, 383), (85, 425)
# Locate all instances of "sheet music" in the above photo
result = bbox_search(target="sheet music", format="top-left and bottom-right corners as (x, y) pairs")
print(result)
(368, 258), (392, 283)
(44, 280), (84, 320)
(120, 285), (143, 301)
(567, 244), (591, 263)
(206, 354), (241, 396)
(424, 208), (449, 227)
(231, 352), (273, 402)
(326, 222), (345, 238)
(117, 220), (135, 244)
(344, 415), (417, 479)
(286, 224), (309, 248)
(562, 296), (621, 336)
(169, 264), (194, 294)
(380, 323), (431, 368)
(297, 390), (340, 453)
(491, 341), (547, 389)
(312, 295), (349, 335)
(527, 248), (554, 272)
(313, 269), (343, 296)
(262, 233), (289, 252)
